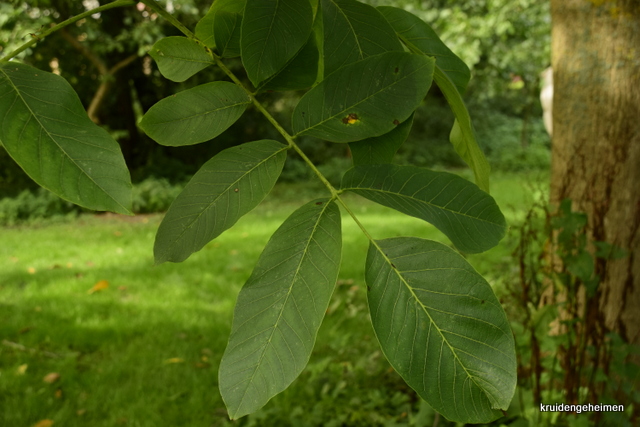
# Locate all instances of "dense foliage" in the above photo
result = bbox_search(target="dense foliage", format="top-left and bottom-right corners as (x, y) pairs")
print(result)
(0, 0), (551, 197)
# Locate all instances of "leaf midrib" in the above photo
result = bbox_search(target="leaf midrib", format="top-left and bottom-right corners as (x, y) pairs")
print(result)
(346, 186), (501, 227)
(329, 0), (365, 61)
(145, 100), (250, 126)
(0, 66), (128, 213)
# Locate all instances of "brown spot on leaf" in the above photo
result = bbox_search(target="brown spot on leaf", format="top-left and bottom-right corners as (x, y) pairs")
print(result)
(234, 188), (239, 193)
(393, 119), (400, 125)
(394, 67), (399, 73)
(391, 263), (396, 268)
(342, 113), (359, 125)
(315, 201), (323, 205)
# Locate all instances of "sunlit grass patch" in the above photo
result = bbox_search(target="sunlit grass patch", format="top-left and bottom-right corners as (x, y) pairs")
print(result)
(0, 172), (547, 426)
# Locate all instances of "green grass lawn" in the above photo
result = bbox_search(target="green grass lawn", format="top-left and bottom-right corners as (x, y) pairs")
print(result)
(0, 172), (548, 427)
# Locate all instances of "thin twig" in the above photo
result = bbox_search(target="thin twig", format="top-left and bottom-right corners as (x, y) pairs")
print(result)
(0, 0), (136, 63)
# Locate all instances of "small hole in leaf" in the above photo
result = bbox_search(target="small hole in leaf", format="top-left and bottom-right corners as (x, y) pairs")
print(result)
(393, 119), (400, 125)
(342, 113), (359, 125)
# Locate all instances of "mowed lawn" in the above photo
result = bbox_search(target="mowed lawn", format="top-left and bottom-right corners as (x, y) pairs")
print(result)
(0, 172), (547, 427)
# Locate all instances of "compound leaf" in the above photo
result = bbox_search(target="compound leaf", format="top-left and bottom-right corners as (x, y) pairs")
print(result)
(341, 164), (505, 253)
(349, 113), (413, 165)
(366, 237), (516, 423)
(378, 7), (490, 192)
(149, 36), (213, 82)
(292, 52), (434, 143)
(321, 0), (402, 76)
(0, 63), (131, 214)
(154, 140), (287, 263)
(219, 198), (341, 419)
(241, 0), (313, 87)
(139, 82), (250, 146)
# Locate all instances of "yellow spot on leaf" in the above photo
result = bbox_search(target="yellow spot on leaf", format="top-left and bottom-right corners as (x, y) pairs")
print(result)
(17, 364), (28, 375)
(27, 267), (36, 274)
(164, 357), (184, 364)
(342, 113), (359, 124)
(33, 420), (54, 427)
(88, 280), (109, 294)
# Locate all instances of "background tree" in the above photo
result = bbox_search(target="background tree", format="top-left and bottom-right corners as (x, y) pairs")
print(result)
(550, 0), (640, 393)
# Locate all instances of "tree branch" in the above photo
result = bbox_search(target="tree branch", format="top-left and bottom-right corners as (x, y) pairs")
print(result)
(59, 28), (108, 75)
(0, 0), (136, 63)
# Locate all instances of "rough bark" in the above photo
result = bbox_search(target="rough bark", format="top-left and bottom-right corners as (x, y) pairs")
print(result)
(550, 0), (640, 344)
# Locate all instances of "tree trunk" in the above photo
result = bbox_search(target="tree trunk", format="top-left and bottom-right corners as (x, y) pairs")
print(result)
(550, 0), (640, 344)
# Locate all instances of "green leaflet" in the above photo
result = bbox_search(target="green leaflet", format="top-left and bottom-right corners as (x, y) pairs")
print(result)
(214, 10), (242, 58)
(219, 199), (342, 419)
(241, 0), (313, 87)
(448, 106), (490, 193)
(257, 32), (319, 92)
(366, 237), (516, 423)
(321, 0), (402, 76)
(378, 6), (470, 95)
(196, 0), (246, 49)
(349, 113), (413, 165)
(154, 140), (287, 264)
(139, 82), (250, 146)
(149, 36), (213, 82)
(0, 63), (132, 214)
(378, 7), (490, 192)
(195, 10), (217, 49)
(341, 164), (505, 253)
(292, 52), (434, 143)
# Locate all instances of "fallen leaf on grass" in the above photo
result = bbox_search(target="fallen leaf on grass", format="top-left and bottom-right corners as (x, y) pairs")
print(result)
(163, 358), (184, 364)
(87, 280), (109, 294)
(27, 267), (36, 274)
(16, 364), (28, 375)
(33, 419), (54, 427)
(54, 388), (63, 399)
(43, 372), (61, 383)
